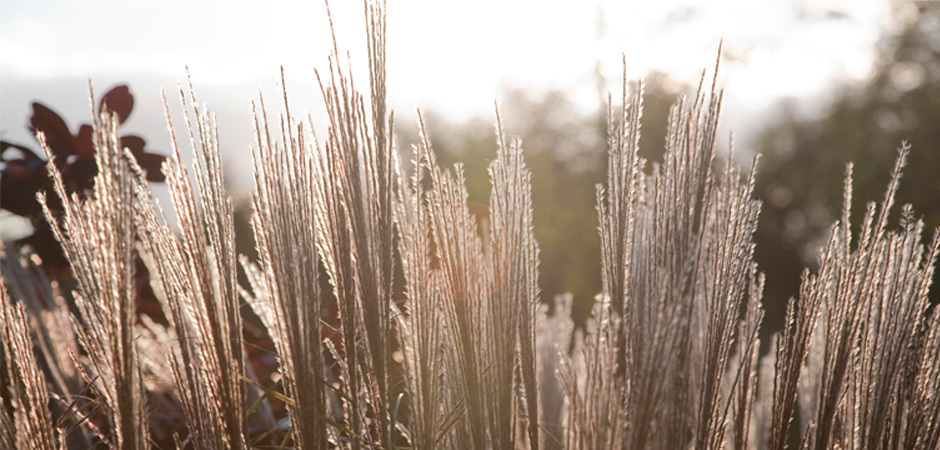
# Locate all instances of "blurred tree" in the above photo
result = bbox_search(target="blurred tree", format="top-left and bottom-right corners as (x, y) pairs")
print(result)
(753, 3), (940, 332)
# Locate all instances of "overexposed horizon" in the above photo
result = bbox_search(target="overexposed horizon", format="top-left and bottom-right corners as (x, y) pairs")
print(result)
(0, 0), (907, 214)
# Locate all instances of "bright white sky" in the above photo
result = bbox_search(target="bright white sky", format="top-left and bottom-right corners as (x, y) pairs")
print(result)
(0, 0), (902, 210)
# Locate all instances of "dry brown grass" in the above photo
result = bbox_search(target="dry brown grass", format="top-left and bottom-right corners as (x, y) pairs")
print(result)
(1, 1), (938, 449)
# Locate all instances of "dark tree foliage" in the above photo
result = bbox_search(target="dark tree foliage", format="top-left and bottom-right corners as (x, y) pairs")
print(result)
(753, 4), (940, 330)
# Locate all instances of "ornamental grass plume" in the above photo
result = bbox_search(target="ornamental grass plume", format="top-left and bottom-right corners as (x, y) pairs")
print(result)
(558, 55), (765, 450)
(777, 145), (940, 450)
(1, 1), (939, 449)
(33, 88), (150, 449)
(132, 77), (249, 449)
(0, 259), (57, 450)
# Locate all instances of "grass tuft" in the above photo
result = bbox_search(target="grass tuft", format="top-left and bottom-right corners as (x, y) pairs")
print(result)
(1, 2), (938, 449)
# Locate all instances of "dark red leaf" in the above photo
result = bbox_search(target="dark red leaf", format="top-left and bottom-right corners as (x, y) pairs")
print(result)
(99, 85), (134, 124)
(69, 158), (98, 191)
(120, 135), (146, 153)
(74, 124), (95, 158)
(134, 152), (168, 182)
(0, 167), (46, 216)
(29, 102), (74, 159)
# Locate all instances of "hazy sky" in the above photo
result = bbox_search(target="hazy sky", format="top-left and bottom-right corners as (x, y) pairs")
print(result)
(0, 0), (900, 199)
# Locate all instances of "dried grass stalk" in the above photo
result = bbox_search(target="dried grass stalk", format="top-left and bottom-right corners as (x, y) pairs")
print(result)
(310, 2), (395, 445)
(577, 54), (765, 450)
(393, 114), (458, 448)
(0, 264), (58, 450)
(405, 108), (541, 449)
(798, 144), (940, 450)
(246, 69), (329, 449)
(133, 79), (246, 449)
(0, 4), (936, 450)
(38, 94), (149, 449)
